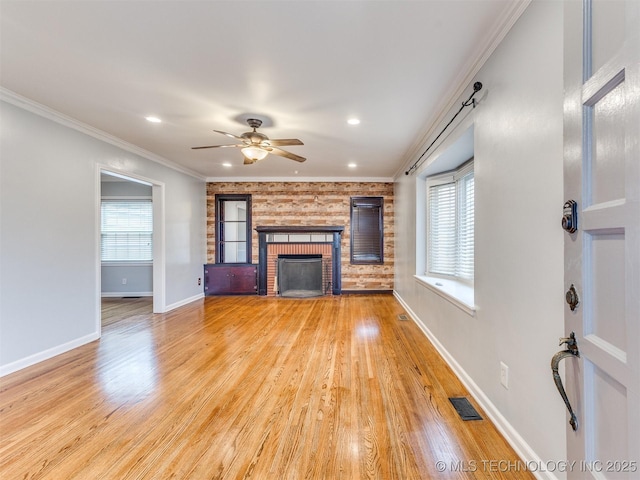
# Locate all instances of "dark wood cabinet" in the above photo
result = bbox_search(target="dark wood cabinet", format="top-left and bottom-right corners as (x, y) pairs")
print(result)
(204, 264), (257, 295)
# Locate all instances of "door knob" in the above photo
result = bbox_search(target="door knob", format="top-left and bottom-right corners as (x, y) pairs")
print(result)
(566, 284), (579, 311)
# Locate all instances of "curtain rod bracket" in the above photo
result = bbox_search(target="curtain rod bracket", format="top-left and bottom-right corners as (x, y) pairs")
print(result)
(405, 81), (483, 176)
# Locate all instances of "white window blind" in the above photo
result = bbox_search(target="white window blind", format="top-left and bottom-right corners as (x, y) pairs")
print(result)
(428, 183), (456, 275)
(457, 172), (474, 280)
(427, 161), (474, 281)
(101, 200), (152, 261)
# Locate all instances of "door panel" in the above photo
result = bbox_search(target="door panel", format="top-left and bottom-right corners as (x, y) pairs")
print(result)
(591, 0), (626, 74)
(586, 231), (625, 352)
(586, 361), (629, 463)
(589, 77), (626, 205)
(564, 0), (639, 478)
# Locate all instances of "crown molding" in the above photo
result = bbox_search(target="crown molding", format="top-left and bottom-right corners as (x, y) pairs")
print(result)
(205, 176), (394, 183)
(394, 0), (532, 179)
(0, 87), (206, 181)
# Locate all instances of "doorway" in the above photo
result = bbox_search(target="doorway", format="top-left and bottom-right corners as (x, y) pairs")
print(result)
(98, 168), (165, 332)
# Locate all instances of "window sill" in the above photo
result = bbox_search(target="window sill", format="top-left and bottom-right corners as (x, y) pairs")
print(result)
(101, 261), (153, 267)
(414, 275), (476, 316)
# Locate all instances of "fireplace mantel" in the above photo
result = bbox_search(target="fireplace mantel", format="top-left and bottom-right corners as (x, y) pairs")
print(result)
(255, 225), (344, 295)
(255, 226), (344, 234)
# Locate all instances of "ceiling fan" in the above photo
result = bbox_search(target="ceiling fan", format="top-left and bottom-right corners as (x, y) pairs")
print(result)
(192, 118), (305, 165)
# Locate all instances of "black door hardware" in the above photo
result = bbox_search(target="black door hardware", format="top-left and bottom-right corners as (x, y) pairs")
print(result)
(551, 332), (580, 431)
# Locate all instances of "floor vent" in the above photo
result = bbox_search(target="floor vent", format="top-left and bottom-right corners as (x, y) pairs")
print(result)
(397, 314), (409, 321)
(449, 397), (483, 421)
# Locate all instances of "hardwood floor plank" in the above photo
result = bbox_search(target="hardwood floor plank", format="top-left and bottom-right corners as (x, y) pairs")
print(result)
(0, 295), (534, 479)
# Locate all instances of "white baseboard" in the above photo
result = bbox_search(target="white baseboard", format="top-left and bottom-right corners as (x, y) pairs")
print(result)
(0, 332), (100, 378)
(393, 291), (558, 480)
(162, 293), (204, 313)
(1, 293), (205, 376)
(101, 292), (153, 297)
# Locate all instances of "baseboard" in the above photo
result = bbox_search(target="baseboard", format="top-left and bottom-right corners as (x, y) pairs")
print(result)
(1, 293), (205, 376)
(340, 289), (393, 295)
(162, 293), (204, 313)
(393, 290), (558, 480)
(101, 292), (153, 298)
(0, 331), (100, 378)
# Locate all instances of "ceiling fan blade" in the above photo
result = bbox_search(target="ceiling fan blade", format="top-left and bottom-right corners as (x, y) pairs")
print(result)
(191, 144), (243, 150)
(213, 130), (245, 141)
(263, 138), (304, 147)
(268, 147), (306, 163)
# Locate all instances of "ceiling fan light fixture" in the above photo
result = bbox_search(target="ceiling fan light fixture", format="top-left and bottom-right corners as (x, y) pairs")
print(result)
(241, 146), (268, 162)
(192, 118), (305, 163)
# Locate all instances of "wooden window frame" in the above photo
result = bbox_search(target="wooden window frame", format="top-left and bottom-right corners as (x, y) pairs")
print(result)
(350, 196), (384, 265)
(215, 194), (252, 264)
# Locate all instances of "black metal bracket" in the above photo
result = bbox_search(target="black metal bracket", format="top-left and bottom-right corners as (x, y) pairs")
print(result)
(405, 82), (483, 176)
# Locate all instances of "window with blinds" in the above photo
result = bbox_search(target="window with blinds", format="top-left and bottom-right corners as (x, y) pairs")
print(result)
(101, 200), (153, 262)
(350, 196), (383, 264)
(427, 161), (474, 282)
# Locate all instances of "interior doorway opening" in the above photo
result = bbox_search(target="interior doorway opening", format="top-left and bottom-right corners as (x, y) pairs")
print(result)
(98, 168), (165, 332)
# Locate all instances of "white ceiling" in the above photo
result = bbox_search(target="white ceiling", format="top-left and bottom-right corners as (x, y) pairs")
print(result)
(1, 1), (525, 181)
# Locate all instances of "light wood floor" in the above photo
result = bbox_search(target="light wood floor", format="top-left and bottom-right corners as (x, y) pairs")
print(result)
(101, 296), (153, 328)
(0, 295), (533, 479)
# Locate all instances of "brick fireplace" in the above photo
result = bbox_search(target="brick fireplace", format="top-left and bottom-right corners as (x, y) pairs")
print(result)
(256, 226), (344, 296)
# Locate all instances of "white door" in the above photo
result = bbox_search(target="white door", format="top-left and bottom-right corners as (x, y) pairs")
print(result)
(563, 0), (639, 478)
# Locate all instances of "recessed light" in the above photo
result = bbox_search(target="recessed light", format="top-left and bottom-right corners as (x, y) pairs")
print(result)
(222, 162), (232, 168)
(347, 118), (360, 125)
(348, 163), (357, 168)
(145, 116), (162, 123)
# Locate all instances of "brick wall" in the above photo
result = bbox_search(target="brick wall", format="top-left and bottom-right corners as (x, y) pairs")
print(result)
(206, 182), (394, 291)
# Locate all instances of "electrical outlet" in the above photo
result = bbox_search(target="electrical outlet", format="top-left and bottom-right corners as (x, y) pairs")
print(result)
(500, 362), (509, 389)
(122, 278), (127, 285)
(198, 277), (201, 286)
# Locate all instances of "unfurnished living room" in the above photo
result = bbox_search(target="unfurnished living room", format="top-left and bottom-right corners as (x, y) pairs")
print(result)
(1, 1), (639, 479)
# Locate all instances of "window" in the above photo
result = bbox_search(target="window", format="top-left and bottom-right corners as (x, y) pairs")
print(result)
(215, 194), (252, 264)
(101, 200), (153, 262)
(427, 160), (474, 282)
(350, 196), (383, 264)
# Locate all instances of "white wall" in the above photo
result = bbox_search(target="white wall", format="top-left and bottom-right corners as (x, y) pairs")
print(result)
(101, 265), (153, 296)
(394, 1), (567, 476)
(0, 99), (206, 374)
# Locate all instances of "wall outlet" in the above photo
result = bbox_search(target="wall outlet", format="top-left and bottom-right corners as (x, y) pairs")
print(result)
(198, 277), (201, 286)
(500, 362), (509, 389)
(121, 278), (127, 285)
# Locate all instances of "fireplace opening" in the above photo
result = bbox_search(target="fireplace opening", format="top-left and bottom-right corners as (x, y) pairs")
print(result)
(277, 254), (323, 298)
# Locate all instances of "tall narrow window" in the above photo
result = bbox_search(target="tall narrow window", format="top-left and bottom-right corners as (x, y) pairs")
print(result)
(101, 200), (153, 262)
(350, 196), (383, 264)
(427, 160), (474, 282)
(215, 194), (252, 264)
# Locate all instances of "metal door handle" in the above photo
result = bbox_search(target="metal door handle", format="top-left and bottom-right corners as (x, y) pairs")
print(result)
(566, 284), (579, 311)
(551, 332), (580, 431)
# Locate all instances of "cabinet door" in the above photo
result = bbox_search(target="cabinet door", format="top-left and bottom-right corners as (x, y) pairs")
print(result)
(204, 265), (231, 295)
(230, 267), (257, 293)
(204, 265), (256, 295)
